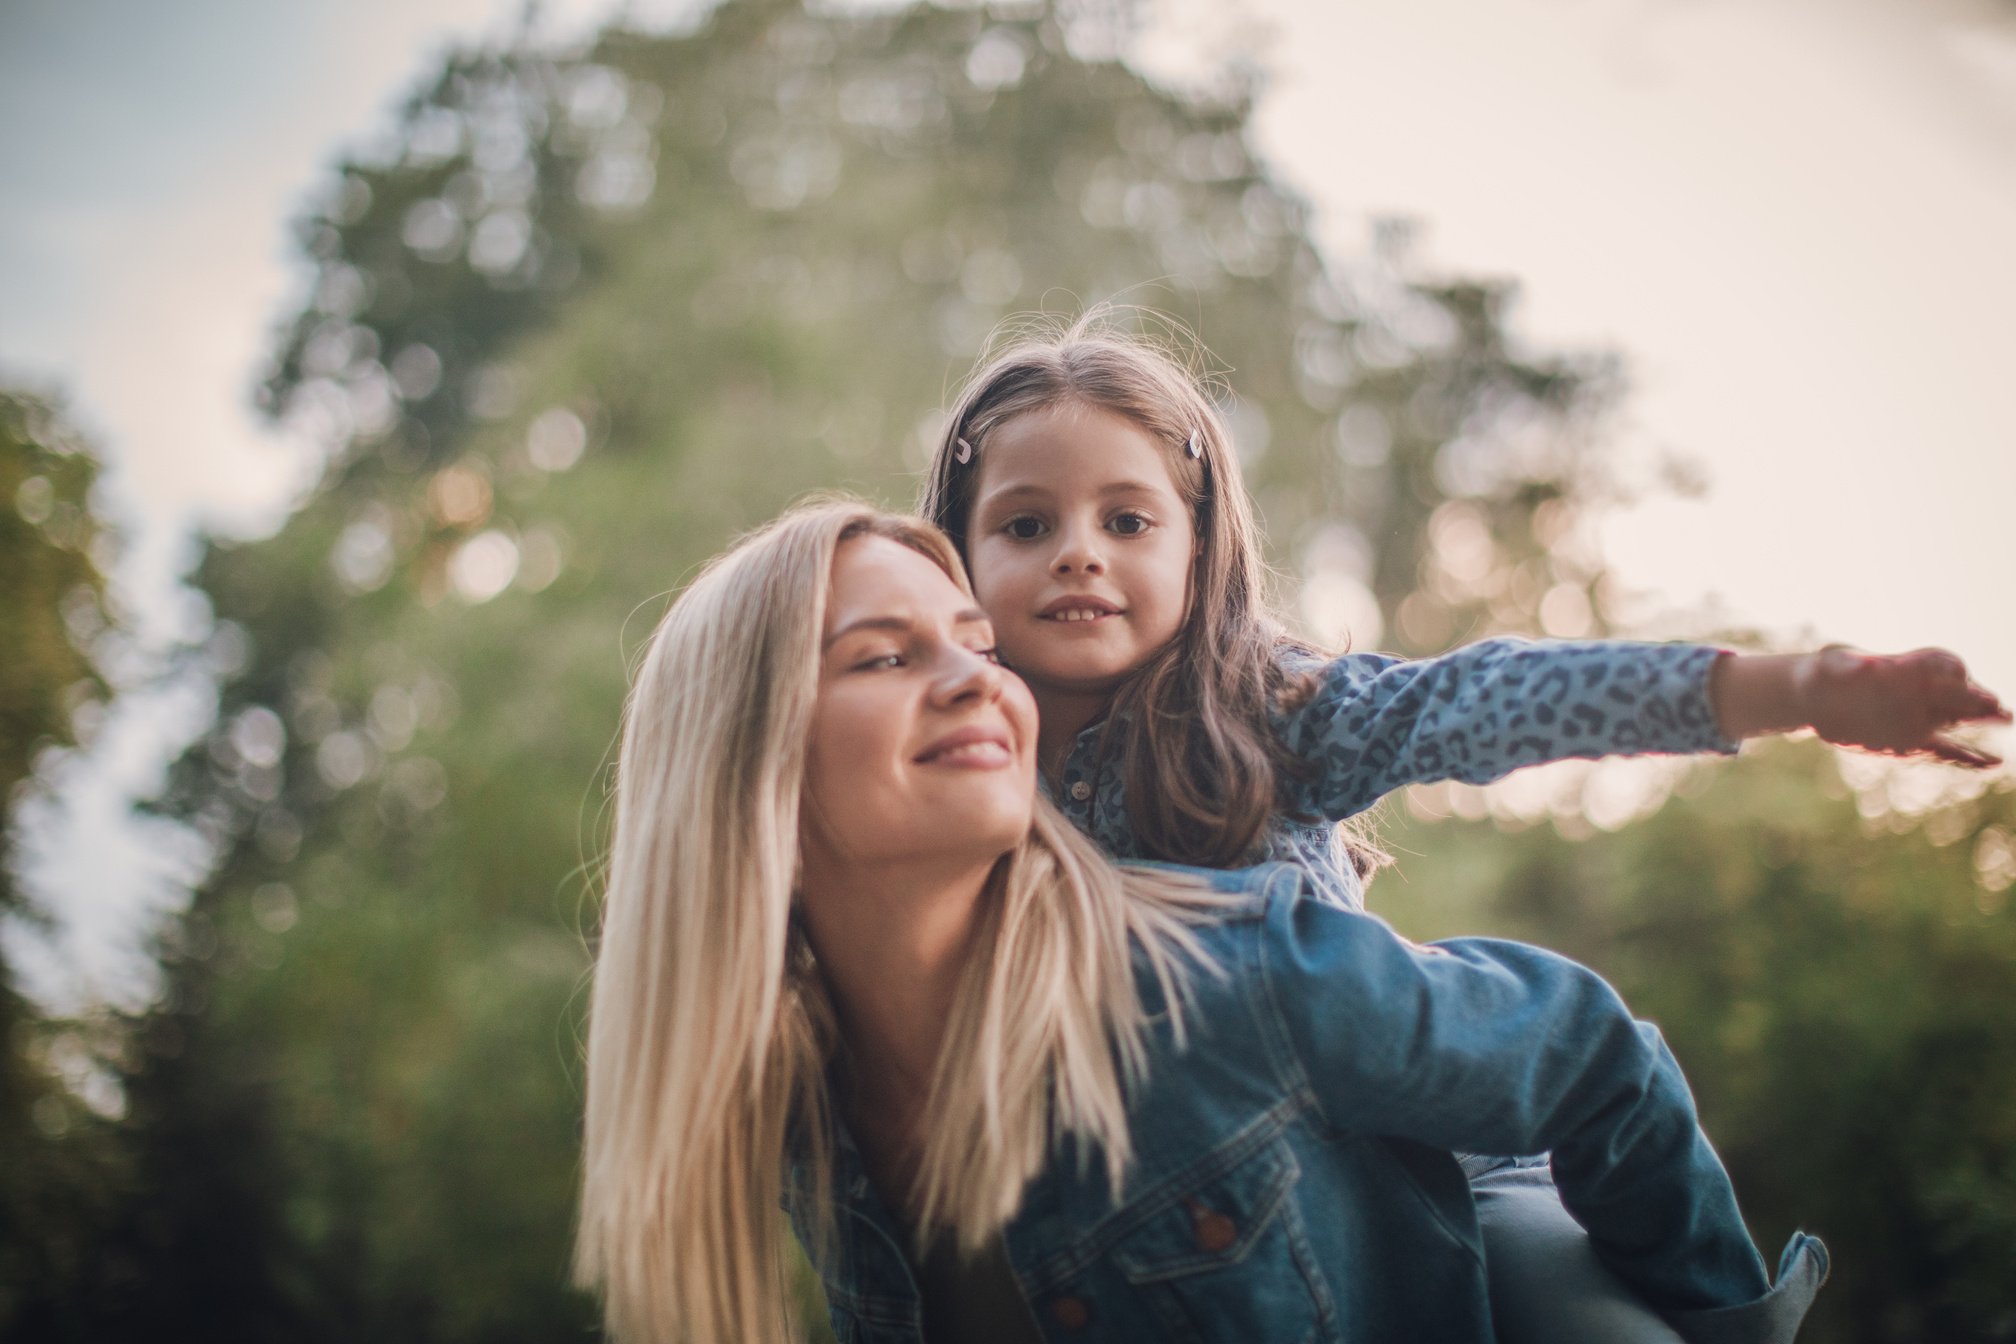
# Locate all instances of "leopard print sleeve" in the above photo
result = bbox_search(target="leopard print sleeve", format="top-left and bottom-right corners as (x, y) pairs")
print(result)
(1273, 638), (1736, 822)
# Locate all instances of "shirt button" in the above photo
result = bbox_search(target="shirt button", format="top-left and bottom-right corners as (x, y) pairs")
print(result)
(1049, 1296), (1091, 1331)
(1069, 780), (1092, 801)
(1192, 1207), (1238, 1253)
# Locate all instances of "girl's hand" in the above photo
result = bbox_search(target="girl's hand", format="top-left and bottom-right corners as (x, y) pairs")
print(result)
(1798, 647), (2010, 767)
(1712, 647), (2011, 767)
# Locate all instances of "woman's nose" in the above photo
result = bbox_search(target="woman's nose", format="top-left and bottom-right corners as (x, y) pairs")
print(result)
(932, 644), (1004, 704)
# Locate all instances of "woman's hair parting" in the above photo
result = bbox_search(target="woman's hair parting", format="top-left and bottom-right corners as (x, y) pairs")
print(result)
(574, 496), (1217, 1344)
(921, 310), (1331, 871)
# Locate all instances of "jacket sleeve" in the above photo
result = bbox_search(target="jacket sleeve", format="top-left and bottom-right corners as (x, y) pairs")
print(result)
(1254, 884), (1783, 1317)
(1273, 638), (1737, 820)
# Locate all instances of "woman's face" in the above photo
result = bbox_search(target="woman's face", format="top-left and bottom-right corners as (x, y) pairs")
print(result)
(800, 535), (1038, 878)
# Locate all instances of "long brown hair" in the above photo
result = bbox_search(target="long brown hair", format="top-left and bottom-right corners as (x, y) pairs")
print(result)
(920, 312), (1328, 870)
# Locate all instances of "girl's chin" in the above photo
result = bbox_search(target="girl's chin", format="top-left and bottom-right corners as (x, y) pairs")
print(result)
(1005, 659), (1131, 698)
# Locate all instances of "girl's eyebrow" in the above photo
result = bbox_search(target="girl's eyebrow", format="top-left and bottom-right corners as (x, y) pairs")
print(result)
(979, 479), (1168, 506)
(823, 609), (991, 650)
(974, 482), (1053, 507)
(1093, 480), (1172, 498)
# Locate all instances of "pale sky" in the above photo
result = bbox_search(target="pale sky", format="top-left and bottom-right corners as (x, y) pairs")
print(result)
(1215, 0), (2016, 674)
(4, 0), (2013, 1008)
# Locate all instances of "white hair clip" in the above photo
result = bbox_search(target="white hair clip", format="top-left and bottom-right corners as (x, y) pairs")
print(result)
(1185, 431), (1203, 460)
(954, 436), (974, 465)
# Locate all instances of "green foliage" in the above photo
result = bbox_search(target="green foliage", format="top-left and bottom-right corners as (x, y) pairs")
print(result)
(0, 387), (123, 1342)
(0, 387), (109, 877)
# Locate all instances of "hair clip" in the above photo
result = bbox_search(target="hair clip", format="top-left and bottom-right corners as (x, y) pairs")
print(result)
(1185, 431), (1204, 460)
(954, 436), (974, 465)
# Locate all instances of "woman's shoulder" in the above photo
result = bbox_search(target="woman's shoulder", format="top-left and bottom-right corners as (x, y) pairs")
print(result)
(1115, 860), (1294, 995)
(1118, 857), (1302, 910)
(1144, 860), (1458, 1007)
(1118, 859), (1361, 958)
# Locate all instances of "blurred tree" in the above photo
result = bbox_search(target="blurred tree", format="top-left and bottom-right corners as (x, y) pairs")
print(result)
(0, 387), (123, 1342)
(0, 389), (108, 820)
(91, 0), (1791, 1340)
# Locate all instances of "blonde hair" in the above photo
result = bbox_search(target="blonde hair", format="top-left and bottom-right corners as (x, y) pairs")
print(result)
(575, 497), (1219, 1344)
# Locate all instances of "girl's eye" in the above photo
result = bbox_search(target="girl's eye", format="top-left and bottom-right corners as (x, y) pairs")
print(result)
(1108, 512), (1152, 537)
(1003, 516), (1046, 541)
(977, 646), (1004, 665)
(853, 652), (904, 671)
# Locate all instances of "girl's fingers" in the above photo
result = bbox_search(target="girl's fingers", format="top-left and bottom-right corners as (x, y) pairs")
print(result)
(1828, 648), (2007, 763)
(1904, 650), (2005, 720)
(1912, 648), (1968, 686)
(1936, 686), (2009, 724)
(1925, 734), (2002, 769)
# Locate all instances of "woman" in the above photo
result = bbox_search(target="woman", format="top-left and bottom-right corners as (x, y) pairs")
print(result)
(574, 499), (1825, 1344)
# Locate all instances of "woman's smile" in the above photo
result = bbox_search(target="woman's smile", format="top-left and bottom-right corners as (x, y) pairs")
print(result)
(914, 725), (1014, 767)
(801, 534), (1038, 874)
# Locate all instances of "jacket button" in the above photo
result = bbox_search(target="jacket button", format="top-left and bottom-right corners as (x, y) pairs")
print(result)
(1192, 1206), (1238, 1253)
(1049, 1295), (1090, 1331)
(1069, 780), (1092, 801)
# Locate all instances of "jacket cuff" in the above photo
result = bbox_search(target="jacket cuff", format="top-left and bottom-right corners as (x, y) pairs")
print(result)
(1682, 645), (1744, 757)
(1661, 1232), (1829, 1344)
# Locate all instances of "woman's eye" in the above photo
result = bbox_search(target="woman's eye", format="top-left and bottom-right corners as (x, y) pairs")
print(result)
(1108, 512), (1151, 536)
(977, 646), (1004, 665)
(1003, 516), (1046, 541)
(853, 652), (904, 671)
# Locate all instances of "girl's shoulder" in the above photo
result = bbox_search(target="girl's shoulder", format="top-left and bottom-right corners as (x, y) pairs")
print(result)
(1266, 638), (1404, 696)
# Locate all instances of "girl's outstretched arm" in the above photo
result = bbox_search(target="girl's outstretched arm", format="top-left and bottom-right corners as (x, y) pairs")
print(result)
(1710, 646), (2009, 767)
(1274, 638), (1738, 820)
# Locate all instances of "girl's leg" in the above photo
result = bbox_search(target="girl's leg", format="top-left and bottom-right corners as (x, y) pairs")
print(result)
(1471, 1158), (1689, 1344)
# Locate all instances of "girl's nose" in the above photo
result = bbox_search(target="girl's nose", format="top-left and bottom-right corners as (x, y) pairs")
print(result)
(1051, 524), (1106, 576)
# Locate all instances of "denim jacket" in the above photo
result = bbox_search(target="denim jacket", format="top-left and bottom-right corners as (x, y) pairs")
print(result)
(1048, 639), (1736, 908)
(788, 863), (1825, 1344)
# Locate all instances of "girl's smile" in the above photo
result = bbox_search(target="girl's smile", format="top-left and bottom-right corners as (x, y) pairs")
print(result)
(1039, 595), (1123, 622)
(965, 402), (1195, 728)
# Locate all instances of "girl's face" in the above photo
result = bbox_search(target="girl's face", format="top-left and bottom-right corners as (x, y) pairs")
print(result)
(965, 402), (1196, 704)
(800, 535), (1038, 876)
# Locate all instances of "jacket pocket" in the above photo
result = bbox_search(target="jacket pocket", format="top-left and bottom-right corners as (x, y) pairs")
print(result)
(1109, 1138), (1330, 1344)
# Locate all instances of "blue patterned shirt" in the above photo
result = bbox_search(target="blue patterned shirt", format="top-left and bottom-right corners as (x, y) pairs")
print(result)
(1045, 638), (1736, 908)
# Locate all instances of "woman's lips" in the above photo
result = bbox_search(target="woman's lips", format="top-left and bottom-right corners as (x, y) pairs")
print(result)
(915, 726), (1014, 766)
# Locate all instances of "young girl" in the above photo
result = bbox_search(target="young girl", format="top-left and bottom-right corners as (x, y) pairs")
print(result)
(919, 313), (2006, 1341)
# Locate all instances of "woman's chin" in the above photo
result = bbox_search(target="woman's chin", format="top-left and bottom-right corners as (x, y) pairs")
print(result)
(973, 808), (1035, 855)
(934, 799), (1032, 866)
